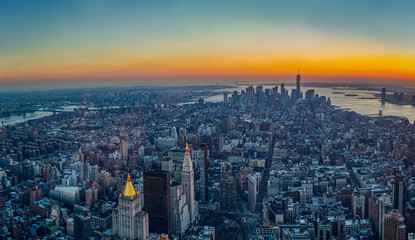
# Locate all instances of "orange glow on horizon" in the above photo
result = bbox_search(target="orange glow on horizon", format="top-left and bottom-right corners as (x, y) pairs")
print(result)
(3, 1), (415, 85)
(1, 52), (415, 82)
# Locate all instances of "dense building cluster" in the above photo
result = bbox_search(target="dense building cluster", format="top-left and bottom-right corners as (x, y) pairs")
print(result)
(0, 75), (414, 240)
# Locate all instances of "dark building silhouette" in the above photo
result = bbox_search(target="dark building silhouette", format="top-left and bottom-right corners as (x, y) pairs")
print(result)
(221, 118), (232, 133)
(336, 189), (353, 209)
(391, 175), (408, 215)
(268, 198), (284, 224)
(296, 67), (301, 96)
(281, 83), (286, 98)
(74, 213), (91, 240)
(368, 195), (380, 239)
(305, 89), (315, 100)
(405, 199), (415, 234)
(199, 144), (209, 202)
(220, 175), (237, 211)
(144, 169), (171, 234)
(381, 87), (386, 103)
(383, 209), (406, 240)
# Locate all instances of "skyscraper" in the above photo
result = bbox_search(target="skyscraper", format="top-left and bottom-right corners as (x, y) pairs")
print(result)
(391, 175), (407, 215)
(368, 195), (380, 239)
(144, 169), (171, 234)
(248, 174), (258, 212)
(85, 187), (98, 207)
(199, 144), (209, 202)
(379, 194), (394, 240)
(221, 118), (232, 133)
(220, 175), (237, 211)
(381, 88), (387, 103)
(305, 89), (315, 100)
(281, 83), (285, 98)
(383, 209), (406, 240)
(296, 67), (301, 94)
(352, 190), (365, 218)
(182, 143), (197, 222)
(256, 85), (263, 94)
(170, 181), (190, 236)
(74, 213), (91, 240)
(112, 174), (149, 240)
(406, 199), (415, 235)
(120, 141), (128, 161)
(171, 126), (178, 142)
(246, 86), (255, 104)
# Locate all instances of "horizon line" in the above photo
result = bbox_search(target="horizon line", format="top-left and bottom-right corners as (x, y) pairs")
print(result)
(0, 80), (413, 94)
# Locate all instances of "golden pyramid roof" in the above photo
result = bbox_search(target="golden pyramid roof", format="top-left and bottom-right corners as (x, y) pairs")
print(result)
(185, 143), (190, 155)
(122, 174), (136, 197)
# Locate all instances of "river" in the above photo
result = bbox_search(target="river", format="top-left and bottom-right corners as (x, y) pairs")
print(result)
(0, 111), (54, 126)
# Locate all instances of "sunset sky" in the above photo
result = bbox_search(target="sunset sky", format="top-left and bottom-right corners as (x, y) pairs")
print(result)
(1, 0), (415, 86)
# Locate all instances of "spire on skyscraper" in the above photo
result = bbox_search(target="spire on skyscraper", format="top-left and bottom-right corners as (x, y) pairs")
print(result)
(296, 66), (302, 95)
(185, 142), (190, 155)
(113, 173), (149, 239)
(122, 174), (136, 197)
(183, 143), (192, 168)
(181, 142), (197, 222)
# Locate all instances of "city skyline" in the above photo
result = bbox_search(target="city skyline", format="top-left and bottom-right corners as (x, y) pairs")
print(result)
(1, 0), (415, 87)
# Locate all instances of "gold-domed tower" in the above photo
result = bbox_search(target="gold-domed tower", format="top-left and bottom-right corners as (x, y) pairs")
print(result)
(113, 174), (149, 240)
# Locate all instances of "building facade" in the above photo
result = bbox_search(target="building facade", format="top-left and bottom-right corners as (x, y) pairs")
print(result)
(112, 174), (149, 240)
(182, 143), (197, 222)
(144, 169), (171, 234)
(170, 181), (190, 236)
(383, 209), (406, 240)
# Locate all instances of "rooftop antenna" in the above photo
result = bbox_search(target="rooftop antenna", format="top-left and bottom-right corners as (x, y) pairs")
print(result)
(298, 66), (300, 75)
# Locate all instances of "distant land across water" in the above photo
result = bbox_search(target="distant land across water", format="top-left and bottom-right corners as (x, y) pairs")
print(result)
(1, 77), (415, 93)
(1, 82), (415, 125)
